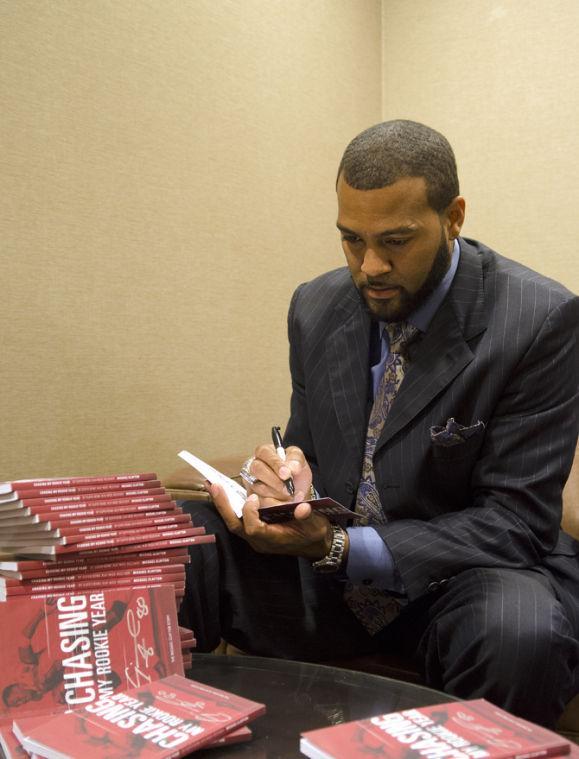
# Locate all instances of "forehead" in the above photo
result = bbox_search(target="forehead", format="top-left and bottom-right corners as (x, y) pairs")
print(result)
(336, 175), (435, 232)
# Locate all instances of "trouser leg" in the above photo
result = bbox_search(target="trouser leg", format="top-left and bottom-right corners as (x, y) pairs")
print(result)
(416, 567), (579, 727)
(180, 499), (385, 659)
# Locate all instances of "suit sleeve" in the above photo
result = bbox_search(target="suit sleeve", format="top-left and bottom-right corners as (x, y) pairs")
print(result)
(283, 283), (324, 494)
(376, 296), (579, 601)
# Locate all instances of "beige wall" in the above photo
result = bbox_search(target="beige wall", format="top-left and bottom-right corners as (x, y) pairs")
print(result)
(381, 0), (579, 293)
(1, 0), (577, 483)
(0, 0), (382, 480)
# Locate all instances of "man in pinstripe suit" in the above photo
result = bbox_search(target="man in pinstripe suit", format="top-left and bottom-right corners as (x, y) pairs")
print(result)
(193, 121), (579, 727)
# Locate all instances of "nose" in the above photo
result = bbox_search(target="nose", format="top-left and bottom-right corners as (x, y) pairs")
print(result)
(360, 246), (392, 277)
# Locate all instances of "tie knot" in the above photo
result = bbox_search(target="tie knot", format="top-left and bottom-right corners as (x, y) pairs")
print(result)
(384, 321), (418, 355)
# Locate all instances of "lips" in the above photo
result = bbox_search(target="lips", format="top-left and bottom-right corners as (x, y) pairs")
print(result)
(365, 285), (400, 300)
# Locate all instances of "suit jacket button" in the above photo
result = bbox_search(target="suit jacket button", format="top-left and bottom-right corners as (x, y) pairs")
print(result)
(427, 581), (440, 593)
(345, 481), (355, 494)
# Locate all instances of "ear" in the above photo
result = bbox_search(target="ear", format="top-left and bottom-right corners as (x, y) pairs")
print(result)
(445, 196), (466, 240)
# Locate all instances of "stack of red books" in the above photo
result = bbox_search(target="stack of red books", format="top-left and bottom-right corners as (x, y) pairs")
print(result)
(0, 471), (213, 668)
(0, 591), (261, 757)
(5, 674), (264, 758)
(0, 473), (212, 593)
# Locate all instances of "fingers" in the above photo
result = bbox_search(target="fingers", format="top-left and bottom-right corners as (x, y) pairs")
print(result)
(292, 502), (312, 520)
(248, 444), (296, 499)
(209, 482), (245, 534)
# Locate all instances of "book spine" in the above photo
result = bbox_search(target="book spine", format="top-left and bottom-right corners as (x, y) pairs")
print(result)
(3, 551), (191, 579)
(1, 563), (186, 586)
(27, 494), (177, 519)
(2, 569), (186, 596)
(41, 527), (205, 556)
(11, 480), (163, 500)
(0, 547), (192, 575)
(4, 472), (158, 490)
(52, 507), (183, 527)
(59, 518), (197, 543)
(56, 513), (192, 536)
(72, 533), (215, 557)
(20, 487), (168, 508)
(25, 580), (185, 600)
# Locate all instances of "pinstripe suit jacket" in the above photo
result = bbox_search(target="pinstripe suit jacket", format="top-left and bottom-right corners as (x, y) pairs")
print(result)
(284, 237), (579, 604)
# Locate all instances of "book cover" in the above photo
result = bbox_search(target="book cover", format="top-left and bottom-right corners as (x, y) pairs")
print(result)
(300, 699), (570, 759)
(11, 715), (253, 756)
(0, 586), (184, 724)
(258, 497), (360, 525)
(21, 673), (265, 758)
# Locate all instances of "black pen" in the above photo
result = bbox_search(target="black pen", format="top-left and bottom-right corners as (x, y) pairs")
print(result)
(271, 426), (295, 497)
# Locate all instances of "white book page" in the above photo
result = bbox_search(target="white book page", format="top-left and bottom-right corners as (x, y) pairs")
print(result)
(178, 450), (247, 518)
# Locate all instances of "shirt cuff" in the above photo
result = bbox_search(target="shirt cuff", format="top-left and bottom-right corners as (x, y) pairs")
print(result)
(345, 526), (405, 593)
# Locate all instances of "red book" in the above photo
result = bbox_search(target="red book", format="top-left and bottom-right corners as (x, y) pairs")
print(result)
(57, 521), (198, 545)
(35, 500), (176, 521)
(0, 473), (158, 497)
(54, 507), (178, 526)
(7, 716), (252, 759)
(0, 587), (184, 725)
(28, 581), (186, 602)
(1, 564), (186, 588)
(1, 568), (186, 599)
(54, 512), (190, 532)
(0, 480), (163, 506)
(11, 715), (253, 756)
(2, 495), (174, 520)
(0, 548), (189, 576)
(20, 673), (265, 757)
(2, 558), (190, 584)
(69, 533), (215, 559)
(258, 496), (360, 525)
(2, 488), (169, 511)
(300, 699), (570, 759)
(9, 527), (204, 560)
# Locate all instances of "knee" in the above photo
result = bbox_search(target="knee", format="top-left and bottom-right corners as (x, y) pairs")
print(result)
(431, 568), (577, 686)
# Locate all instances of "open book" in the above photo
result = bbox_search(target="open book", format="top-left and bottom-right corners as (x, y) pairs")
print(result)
(178, 450), (359, 525)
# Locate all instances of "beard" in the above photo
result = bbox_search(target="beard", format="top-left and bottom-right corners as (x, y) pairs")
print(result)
(356, 229), (451, 322)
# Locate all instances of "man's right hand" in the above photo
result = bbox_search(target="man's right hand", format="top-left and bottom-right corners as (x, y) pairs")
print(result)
(243, 444), (313, 504)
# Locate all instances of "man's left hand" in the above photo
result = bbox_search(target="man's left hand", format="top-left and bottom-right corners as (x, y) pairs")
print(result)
(208, 482), (333, 561)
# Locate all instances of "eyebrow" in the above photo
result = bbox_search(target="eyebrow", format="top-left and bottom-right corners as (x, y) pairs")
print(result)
(336, 223), (418, 236)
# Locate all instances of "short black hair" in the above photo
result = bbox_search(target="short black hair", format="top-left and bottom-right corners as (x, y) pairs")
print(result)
(337, 120), (459, 213)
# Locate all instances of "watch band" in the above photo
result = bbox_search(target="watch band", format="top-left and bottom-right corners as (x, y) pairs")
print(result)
(311, 524), (347, 574)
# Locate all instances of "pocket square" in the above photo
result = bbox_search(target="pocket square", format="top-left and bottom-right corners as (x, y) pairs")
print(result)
(430, 418), (485, 447)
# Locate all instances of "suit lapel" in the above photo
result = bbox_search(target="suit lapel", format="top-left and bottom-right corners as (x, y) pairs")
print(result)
(376, 240), (489, 452)
(326, 290), (371, 458)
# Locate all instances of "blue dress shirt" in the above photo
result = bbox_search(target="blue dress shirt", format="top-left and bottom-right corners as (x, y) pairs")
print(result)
(346, 240), (461, 591)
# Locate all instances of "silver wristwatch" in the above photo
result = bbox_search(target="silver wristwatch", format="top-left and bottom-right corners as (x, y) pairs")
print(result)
(311, 524), (347, 574)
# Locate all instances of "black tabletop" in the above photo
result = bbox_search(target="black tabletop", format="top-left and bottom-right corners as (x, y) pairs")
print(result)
(187, 653), (455, 758)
